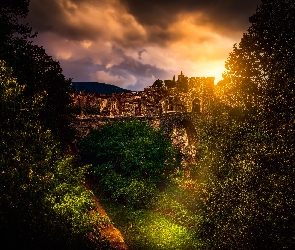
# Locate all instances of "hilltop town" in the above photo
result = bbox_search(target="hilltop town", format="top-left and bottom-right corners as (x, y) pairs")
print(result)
(72, 72), (215, 117)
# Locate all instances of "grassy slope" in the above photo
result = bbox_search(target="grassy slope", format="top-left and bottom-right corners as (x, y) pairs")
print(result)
(91, 178), (202, 250)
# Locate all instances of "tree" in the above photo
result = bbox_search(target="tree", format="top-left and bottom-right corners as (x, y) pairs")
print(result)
(222, 0), (295, 119)
(0, 61), (106, 249)
(196, 1), (295, 248)
(152, 79), (164, 88)
(0, 0), (75, 146)
(78, 120), (181, 208)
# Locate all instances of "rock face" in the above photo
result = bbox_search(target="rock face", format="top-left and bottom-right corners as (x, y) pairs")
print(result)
(95, 202), (129, 250)
(100, 226), (129, 250)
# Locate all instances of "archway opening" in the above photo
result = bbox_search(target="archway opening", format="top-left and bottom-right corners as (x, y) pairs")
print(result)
(192, 98), (200, 113)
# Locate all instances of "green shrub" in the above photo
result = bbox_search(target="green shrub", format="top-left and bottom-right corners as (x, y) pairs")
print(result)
(122, 179), (158, 209)
(78, 120), (181, 208)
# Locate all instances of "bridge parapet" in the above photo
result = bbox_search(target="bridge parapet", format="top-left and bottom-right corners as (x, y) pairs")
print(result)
(71, 112), (199, 138)
(71, 112), (200, 168)
(71, 115), (157, 136)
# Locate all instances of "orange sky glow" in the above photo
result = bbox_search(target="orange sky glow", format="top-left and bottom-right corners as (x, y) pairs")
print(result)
(27, 0), (261, 90)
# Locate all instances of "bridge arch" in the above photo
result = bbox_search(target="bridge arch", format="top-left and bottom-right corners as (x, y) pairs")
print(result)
(159, 113), (197, 144)
(160, 113), (198, 170)
(169, 118), (197, 147)
(72, 112), (199, 144)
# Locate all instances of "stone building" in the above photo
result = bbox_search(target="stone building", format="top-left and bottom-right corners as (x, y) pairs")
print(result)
(71, 72), (215, 117)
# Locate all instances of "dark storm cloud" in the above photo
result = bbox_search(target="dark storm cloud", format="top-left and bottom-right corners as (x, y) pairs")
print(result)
(27, 0), (105, 41)
(109, 55), (171, 80)
(28, 0), (145, 44)
(28, 0), (261, 47)
(120, 0), (261, 31)
(90, 47), (172, 90)
(59, 59), (106, 82)
(25, 0), (263, 89)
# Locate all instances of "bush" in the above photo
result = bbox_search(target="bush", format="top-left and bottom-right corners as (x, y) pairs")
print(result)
(82, 106), (100, 116)
(78, 120), (181, 208)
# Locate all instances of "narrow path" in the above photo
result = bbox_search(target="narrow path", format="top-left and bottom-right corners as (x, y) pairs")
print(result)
(85, 183), (129, 250)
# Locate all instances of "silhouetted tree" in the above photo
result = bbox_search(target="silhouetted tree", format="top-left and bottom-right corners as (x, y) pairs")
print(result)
(0, 0), (74, 146)
(164, 79), (176, 88)
(223, 0), (295, 120)
(0, 61), (105, 249)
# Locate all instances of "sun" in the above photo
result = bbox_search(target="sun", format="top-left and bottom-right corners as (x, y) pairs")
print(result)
(202, 63), (225, 85)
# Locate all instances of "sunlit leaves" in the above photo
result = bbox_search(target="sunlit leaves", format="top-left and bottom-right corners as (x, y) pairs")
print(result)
(0, 62), (105, 249)
(223, 0), (295, 115)
(195, 1), (295, 248)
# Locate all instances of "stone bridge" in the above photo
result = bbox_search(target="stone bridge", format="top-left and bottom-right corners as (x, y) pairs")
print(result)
(71, 112), (199, 141)
(71, 112), (199, 166)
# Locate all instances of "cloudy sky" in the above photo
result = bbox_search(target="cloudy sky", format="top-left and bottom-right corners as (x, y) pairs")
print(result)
(27, 0), (261, 90)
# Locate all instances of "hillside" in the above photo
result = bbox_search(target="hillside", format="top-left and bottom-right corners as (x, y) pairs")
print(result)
(71, 82), (130, 95)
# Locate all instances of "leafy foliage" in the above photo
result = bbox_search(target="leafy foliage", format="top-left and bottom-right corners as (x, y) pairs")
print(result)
(78, 120), (181, 208)
(164, 79), (176, 88)
(0, 61), (106, 249)
(222, 0), (295, 116)
(195, 108), (294, 248)
(0, 0), (74, 145)
(195, 1), (295, 248)
(152, 79), (164, 88)
(83, 105), (100, 116)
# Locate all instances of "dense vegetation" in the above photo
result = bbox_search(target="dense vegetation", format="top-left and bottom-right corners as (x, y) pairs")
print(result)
(87, 1), (293, 248)
(195, 0), (295, 248)
(0, 61), (108, 249)
(1, 0), (294, 249)
(78, 119), (204, 249)
(0, 0), (74, 146)
(0, 1), (107, 249)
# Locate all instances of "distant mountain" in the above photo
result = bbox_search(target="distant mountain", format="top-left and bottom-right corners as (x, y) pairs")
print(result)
(71, 82), (130, 95)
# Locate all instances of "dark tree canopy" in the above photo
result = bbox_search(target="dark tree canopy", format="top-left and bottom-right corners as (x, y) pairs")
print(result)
(164, 79), (176, 88)
(223, 0), (295, 119)
(0, 0), (74, 145)
(0, 61), (104, 249)
(196, 1), (295, 248)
